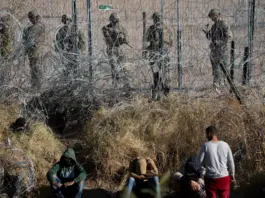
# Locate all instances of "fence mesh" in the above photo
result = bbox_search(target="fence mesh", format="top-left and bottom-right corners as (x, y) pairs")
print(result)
(0, 0), (264, 99)
(0, 0), (264, 195)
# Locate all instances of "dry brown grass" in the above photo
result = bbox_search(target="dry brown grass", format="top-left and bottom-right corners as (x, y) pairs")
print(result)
(83, 93), (265, 190)
(0, 104), (64, 188)
(7, 123), (65, 186)
(1, 92), (265, 196)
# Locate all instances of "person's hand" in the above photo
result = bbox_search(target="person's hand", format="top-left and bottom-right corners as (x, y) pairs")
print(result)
(64, 181), (75, 187)
(138, 175), (146, 180)
(231, 175), (239, 190)
(230, 175), (236, 182)
(190, 180), (200, 191)
(53, 182), (63, 188)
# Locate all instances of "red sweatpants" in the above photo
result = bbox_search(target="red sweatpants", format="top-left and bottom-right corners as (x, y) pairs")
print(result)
(205, 176), (231, 198)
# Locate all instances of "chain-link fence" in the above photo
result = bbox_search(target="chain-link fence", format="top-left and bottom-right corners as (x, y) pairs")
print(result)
(0, 0), (264, 99)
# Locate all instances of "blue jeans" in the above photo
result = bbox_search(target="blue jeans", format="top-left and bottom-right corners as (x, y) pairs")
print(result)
(51, 176), (84, 198)
(124, 176), (161, 198)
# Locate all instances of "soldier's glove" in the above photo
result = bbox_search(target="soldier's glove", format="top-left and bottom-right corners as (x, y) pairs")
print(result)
(121, 38), (128, 44)
(117, 37), (126, 45)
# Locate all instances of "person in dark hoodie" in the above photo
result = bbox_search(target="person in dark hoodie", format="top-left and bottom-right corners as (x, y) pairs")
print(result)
(174, 155), (206, 198)
(47, 148), (86, 198)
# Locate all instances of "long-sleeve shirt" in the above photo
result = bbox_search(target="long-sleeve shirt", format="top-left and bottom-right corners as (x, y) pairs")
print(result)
(199, 141), (235, 179)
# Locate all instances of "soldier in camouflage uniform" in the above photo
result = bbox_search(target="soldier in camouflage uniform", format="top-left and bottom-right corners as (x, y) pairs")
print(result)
(0, 15), (12, 59)
(146, 12), (172, 99)
(102, 12), (130, 90)
(55, 14), (72, 52)
(55, 14), (85, 77)
(204, 9), (232, 88)
(22, 10), (45, 89)
(0, 15), (12, 85)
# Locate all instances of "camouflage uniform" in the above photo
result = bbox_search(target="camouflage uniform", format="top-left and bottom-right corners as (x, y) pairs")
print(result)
(0, 16), (12, 59)
(102, 13), (130, 90)
(22, 11), (45, 89)
(0, 15), (12, 85)
(55, 15), (71, 52)
(147, 12), (172, 99)
(206, 9), (232, 86)
(55, 15), (85, 77)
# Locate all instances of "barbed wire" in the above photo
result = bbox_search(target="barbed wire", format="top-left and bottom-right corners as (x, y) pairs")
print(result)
(0, 141), (35, 197)
(0, 0), (264, 101)
(0, 1), (264, 196)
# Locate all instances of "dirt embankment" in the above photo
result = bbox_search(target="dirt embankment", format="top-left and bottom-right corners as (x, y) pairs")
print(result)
(1, 93), (265, 197)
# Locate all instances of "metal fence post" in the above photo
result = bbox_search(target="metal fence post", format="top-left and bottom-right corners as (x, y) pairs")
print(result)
(177, 0), (182, 89)
(243, 47), (249, 85)
(72, 0), (78, 55)
(142, 12), (147, 58)
(230, 41), (235, 82)
(87, 0), (93, 85)
(161, 0), (165, 48)
(72, 0), (79, 77)
(247, 0), (256, 84)
(161, 0), (164, 52)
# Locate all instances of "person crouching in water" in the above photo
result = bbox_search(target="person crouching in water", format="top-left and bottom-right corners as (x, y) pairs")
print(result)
(47, 148), (86, 198)
(123, 156), (161, 198)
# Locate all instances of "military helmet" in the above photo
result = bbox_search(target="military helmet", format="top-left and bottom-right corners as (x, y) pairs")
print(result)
(0, 15), (10, 23)
(109, 12), (119, 22)
(208, 9), (221, 18)
(152, 12), (161, 20)
(61, 14), (67, 20)
(28, 10), (39, 18)
(61, 14), (72, 23)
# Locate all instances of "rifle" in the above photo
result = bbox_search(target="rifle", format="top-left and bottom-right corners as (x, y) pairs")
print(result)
(202, 24), (210, 38)
(124, 40), (133, 49)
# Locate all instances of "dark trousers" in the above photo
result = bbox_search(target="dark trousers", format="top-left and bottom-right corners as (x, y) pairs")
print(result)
(50, 175), (84, 198)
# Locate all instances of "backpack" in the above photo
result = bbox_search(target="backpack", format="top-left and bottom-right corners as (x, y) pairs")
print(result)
(163, 25), (173, 47)
(148, 24), (173, 49)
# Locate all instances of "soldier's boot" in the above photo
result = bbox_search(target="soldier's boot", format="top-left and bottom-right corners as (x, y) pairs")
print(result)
(161, 69), (170, 96)
(123, 82), (131, 95)
(29, 56), (42, 90)
(121, 70), (131, 94)
(30, 68), (41, 90)
(110, 63), (119, 88)
(213, 70), (221, 88)
(152, 72), (160, 100)
(162, 84), (170, 96)
(213, 79), (221, 95)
